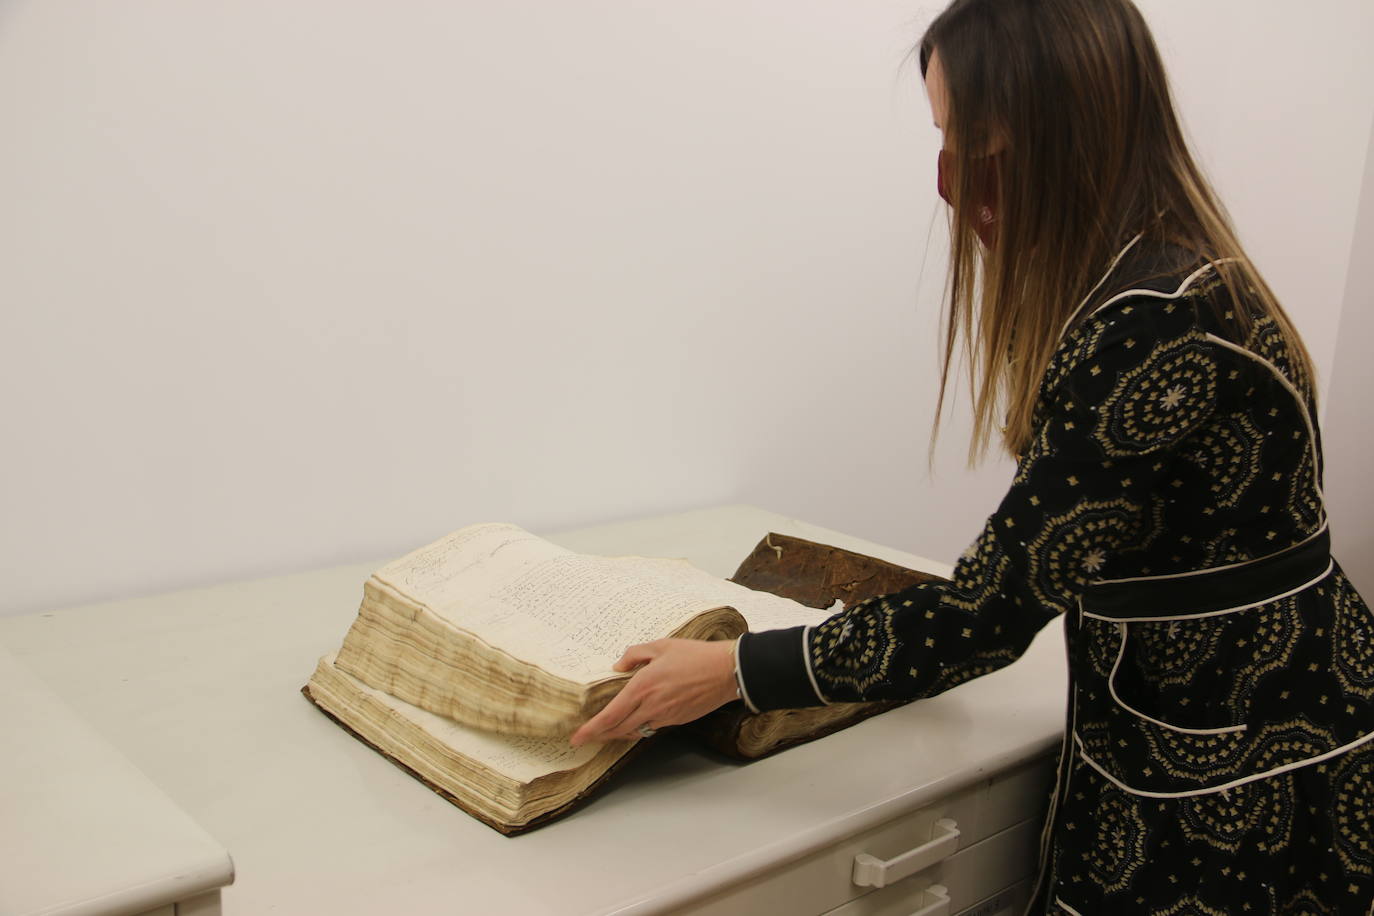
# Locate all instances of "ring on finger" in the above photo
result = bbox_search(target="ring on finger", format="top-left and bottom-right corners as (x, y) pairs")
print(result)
(636, 723), (657, 738)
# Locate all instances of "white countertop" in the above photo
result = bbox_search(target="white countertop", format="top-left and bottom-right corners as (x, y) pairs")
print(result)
(0, 506), (1066, 915)
(0, 645), (233, 916)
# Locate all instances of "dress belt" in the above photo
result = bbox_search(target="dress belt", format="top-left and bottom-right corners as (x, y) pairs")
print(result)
(1082, 527), (1332, 620)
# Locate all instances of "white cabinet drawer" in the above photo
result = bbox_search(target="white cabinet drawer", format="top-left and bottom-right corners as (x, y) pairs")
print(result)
(820, 881), (1031, 916)
(821, 816), (1042, 915)
(680, 754), (1054, 916)
(954, 882), (1032, 916)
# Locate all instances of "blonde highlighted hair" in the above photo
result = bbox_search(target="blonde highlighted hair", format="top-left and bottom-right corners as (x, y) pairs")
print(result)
(920, 0), (1315, 461)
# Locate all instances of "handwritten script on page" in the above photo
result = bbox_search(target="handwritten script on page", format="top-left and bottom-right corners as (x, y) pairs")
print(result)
(372, 524), (830, 682)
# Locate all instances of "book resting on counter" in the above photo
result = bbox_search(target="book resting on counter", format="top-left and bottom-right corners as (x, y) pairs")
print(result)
(303, 523), (943, 834)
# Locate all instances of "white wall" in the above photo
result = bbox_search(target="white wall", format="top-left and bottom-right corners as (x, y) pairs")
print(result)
(1325, 114), (1374, 596)
(2, 1), (1372, 617)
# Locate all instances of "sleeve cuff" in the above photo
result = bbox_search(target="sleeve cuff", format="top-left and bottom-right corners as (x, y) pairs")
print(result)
(737, 626), (828, 711)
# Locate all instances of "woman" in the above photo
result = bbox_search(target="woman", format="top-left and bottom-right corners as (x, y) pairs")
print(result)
(572, 0), (1374, 912)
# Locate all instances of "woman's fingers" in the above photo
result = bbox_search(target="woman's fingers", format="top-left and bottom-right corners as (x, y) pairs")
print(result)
(570, 687), (640, 747)
(571, 642), (671, 746)
(612, 640), (662, 673)
(570, 638), (739, 747)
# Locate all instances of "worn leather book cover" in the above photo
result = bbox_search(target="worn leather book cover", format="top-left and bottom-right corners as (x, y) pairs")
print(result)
(691, 532), (947, 760)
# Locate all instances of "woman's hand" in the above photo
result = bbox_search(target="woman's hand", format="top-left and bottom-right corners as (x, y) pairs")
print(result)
(569, 638), (739, 746)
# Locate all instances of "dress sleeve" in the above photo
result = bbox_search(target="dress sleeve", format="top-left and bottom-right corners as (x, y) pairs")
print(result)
(736, 303), (1225, 711)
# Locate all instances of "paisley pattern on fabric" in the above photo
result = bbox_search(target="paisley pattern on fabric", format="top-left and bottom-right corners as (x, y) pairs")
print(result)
(1086, 617), (1121, 680)
(1332, 739), (1374, 878)
(1087, 790), (1149, 893)
(1025, 498), (1152, 613)
(942, 526), (1012, 613)
(1288, 447), (1323, 533)
(1178, 412), (1263, 509)
(1245, 316), (1311, 401)
(1094, 333), (1219, 457)
(808, 595), (911, 696)
(1277, 891), (1340, 916)
(1040, 318), (1107, 400)
(1333, 573), (1374, 702)
(1137, 719), (1336, 788)
(1177, 774), (1295, 855)
(1051, 758), (1362, 914)
(1130, 615), (1230, 689)
(1226, 598), (1304, 713)
(1153, 896), (1231, 916)
(1198, 528), (1255, 566)
(778, 252), (1374, 914)
(1014, 418), (1056, 487)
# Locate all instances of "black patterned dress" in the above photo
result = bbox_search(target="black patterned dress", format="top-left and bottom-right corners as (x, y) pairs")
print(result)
(736, 240), (1374, 915)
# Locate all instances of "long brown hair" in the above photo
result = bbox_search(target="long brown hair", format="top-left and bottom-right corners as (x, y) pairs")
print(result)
(920, 0), (1315, 461)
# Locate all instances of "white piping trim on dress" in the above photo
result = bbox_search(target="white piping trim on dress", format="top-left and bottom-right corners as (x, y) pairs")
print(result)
(1055, 898), (1088, 916)
(1205, 332), (1327, 526)
(1088, 522), (1328, 586)
(1057, 232), (1145, 340)
(1034, 714), (1068, 861)
(733, 637), (760, 715)
(1106, 621), (1247, 735)
(1081, 559), (1335, 623)
(1026, 604), (1082, 915)
(1071, 725), (1374, 799)
(1081, 258), (1237, 323)
(1035, 742), (1066, 869)
(800, 625), (832, 706)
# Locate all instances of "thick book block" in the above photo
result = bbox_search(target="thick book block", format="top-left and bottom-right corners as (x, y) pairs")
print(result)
(305, 525), (945, 831)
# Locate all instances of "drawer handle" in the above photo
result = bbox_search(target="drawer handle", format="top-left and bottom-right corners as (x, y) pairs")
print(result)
(910, 883), (951, 916)
(852, 818), (960, 888)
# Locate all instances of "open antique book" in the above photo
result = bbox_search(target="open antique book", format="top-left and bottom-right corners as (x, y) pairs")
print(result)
(304, 524), (942, 834)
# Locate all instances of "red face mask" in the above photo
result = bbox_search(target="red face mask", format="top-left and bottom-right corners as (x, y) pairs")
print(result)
(937, 149), (1001, 248)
